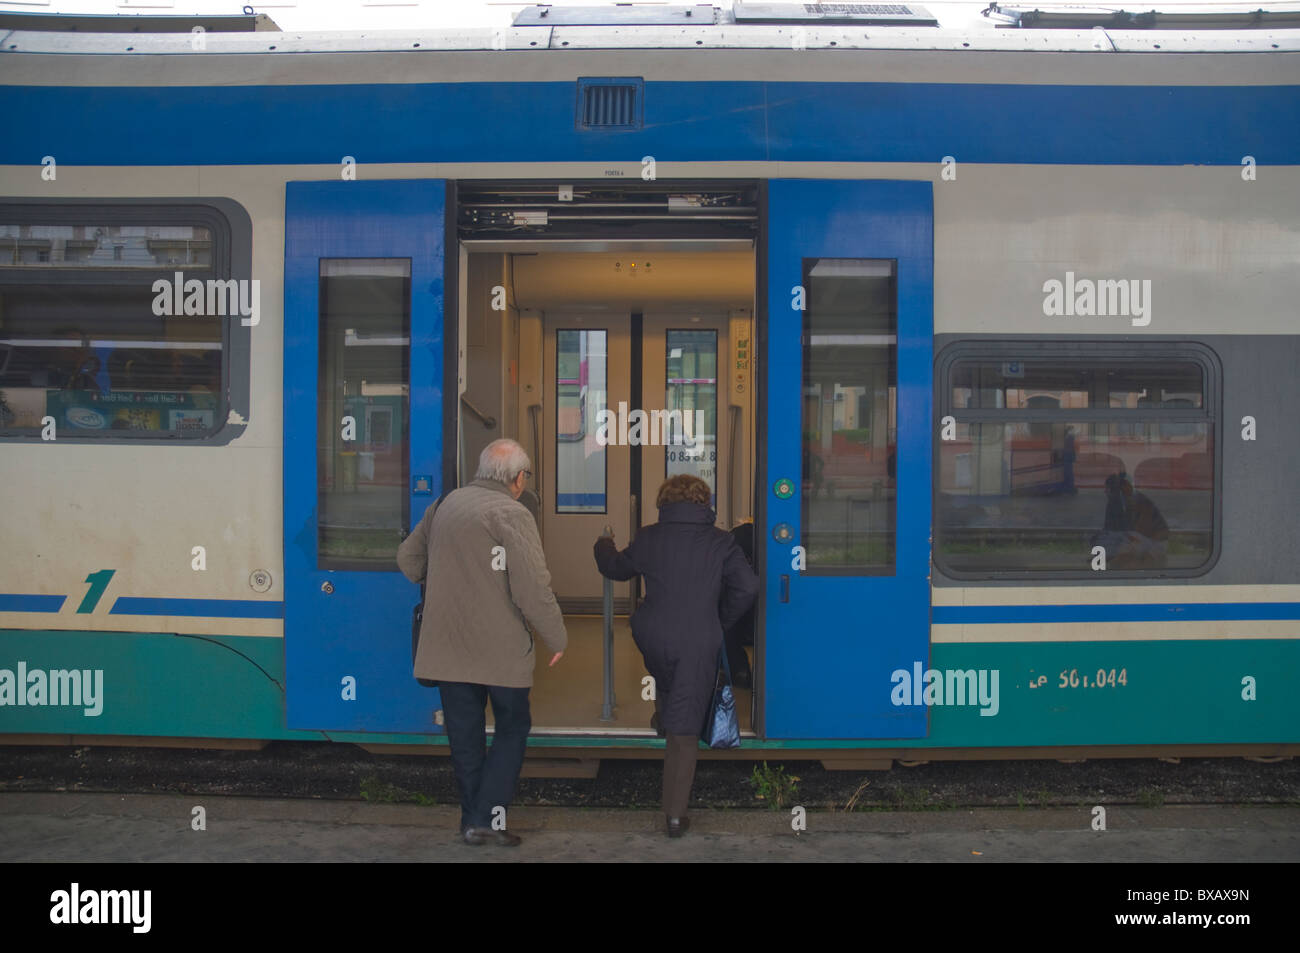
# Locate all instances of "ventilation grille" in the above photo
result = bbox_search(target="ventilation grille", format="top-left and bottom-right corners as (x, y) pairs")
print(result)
(733, 1), (938, 25)
(577, 78), (643, 130)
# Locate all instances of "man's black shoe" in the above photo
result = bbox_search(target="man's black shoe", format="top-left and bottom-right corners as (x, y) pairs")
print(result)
(666, 816), (690, 838)
(462, 826), (522, 847)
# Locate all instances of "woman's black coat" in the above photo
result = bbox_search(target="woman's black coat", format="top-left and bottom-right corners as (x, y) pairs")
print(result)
(593, 501), (760, 736)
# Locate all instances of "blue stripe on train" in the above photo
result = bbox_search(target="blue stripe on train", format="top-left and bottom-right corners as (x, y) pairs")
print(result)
(2, 81), (1297, 166)
(109, 597), (284, 619)
(0, 594), (67, 612)
(5, 594), (1296, 624)
(933, 602), (1300, 624)
(555, 492), (607, 509)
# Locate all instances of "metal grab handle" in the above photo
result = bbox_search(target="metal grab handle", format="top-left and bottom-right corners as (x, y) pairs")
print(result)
(728, 404), (741, 526)
(460, 395), (496, 430)
(599, 524), (616, 722)
(528, 403), (542, 498)
(629, 494), (641, 606)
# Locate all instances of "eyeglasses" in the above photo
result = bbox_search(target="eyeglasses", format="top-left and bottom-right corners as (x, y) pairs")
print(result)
(520, 469), (532, 479)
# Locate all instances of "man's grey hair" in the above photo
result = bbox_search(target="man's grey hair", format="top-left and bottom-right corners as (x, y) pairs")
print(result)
(476, 438), (530, 484)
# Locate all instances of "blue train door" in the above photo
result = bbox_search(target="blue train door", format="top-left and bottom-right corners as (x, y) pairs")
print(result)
(762, 180), (933, 739)
(283, 180), (448, 733)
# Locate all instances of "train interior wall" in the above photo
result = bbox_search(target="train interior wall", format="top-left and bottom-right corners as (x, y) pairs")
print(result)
(459, 248), (757, 733)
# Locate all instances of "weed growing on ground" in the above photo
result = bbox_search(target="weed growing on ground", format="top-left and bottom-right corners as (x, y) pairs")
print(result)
(1136, 787), (1165, 808)
(748, 761), (800, 810)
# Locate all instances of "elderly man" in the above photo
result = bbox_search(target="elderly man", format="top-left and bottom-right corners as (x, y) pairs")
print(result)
(397, 438), (566, 847)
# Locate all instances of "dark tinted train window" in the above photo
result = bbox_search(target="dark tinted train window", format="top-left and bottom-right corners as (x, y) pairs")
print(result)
(937, 346), (1217, 577)
(801, 259), (897, 574)
(0, 215), (229, 438)
(317, 259), (411, 571)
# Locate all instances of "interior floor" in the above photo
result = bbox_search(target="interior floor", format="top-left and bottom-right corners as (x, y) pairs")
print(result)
(484, 615), (754, 735)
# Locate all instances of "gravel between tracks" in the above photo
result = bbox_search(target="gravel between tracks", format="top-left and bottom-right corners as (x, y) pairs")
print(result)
(2, 743), (1297, 812)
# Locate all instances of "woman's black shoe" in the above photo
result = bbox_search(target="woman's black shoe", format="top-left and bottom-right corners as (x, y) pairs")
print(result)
(666, 817), (691, 838)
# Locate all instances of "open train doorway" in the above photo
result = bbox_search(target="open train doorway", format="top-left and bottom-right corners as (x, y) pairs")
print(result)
(457, 244), (757, 734)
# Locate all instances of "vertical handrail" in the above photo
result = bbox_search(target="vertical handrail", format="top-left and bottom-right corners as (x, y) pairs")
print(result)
(528, 403), (543, 498)
(728, 404), (741, 526)
(600, 524), (616, 722)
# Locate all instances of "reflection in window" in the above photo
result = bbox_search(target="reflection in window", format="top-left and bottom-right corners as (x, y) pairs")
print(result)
(317, 259), (410, 570)
(937, 354), (1215, 574)
(951, 359), (1203, 411)
(665, 329), (718, 503)
(0, 223), (213, 269)
(801, 259), (897, 573)
(0, 286), (222, 437)
(556, 329), (607, 513)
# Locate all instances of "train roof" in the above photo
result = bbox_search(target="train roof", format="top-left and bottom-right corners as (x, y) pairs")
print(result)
(2, 1), (1300, 54)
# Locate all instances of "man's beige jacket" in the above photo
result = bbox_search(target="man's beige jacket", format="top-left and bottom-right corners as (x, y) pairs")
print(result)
(397, 479), (567, 688)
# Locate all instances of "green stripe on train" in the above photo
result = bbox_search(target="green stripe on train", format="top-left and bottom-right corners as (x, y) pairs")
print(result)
(0, 630), (1295, 746)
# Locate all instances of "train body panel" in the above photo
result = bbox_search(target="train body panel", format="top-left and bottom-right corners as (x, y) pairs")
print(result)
(1, 630), (1295, 749)
(1, 17), (1298, 755)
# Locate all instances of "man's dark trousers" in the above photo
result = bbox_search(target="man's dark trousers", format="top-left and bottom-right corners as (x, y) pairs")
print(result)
(438, 681), (532, 831)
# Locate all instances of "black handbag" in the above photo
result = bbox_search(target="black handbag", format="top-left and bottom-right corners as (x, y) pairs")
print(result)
(412, 582), (436, 687)
(410, 493), (445, 689)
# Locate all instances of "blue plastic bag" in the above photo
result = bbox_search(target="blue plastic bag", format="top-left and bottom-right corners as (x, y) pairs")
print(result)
(701, 647), (741, 749)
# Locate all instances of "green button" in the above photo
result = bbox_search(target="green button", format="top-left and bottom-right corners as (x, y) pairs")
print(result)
(774, 478), (794, 500)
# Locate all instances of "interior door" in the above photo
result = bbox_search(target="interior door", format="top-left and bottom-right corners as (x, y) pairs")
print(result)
(540, 311), (632, 608)
(284, 179), (448, 733)
(640, 312), (731, 528)
(763, 180), (933, 739)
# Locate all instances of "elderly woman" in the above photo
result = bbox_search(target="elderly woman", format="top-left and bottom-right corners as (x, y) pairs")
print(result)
(594, 474), (760, 837)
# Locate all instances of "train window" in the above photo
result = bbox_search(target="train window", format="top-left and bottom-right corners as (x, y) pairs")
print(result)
(936, 344), (1218, 577)
(556, 328), (608, 514)
(664, 329), (718, 504)
(951, 359), (1203, 410)
(0, 204), (247, 442)
(800, 259), (897, 574)
(316, 259), (411, 571)
(0, 223), (213, 270)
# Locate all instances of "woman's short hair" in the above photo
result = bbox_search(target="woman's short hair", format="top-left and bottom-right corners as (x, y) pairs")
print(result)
(656, 474), (712, 508)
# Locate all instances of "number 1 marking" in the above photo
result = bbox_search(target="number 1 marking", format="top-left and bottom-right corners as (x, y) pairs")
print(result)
(76, 569), (116, 614)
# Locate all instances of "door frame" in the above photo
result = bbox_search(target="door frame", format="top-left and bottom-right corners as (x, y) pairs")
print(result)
(458, 235), (761, 722)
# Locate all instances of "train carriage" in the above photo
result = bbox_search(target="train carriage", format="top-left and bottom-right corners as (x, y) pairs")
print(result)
(1, 2), (1298, 768)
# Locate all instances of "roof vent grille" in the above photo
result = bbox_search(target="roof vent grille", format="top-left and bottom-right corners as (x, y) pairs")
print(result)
(577, 78), (643, 130)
